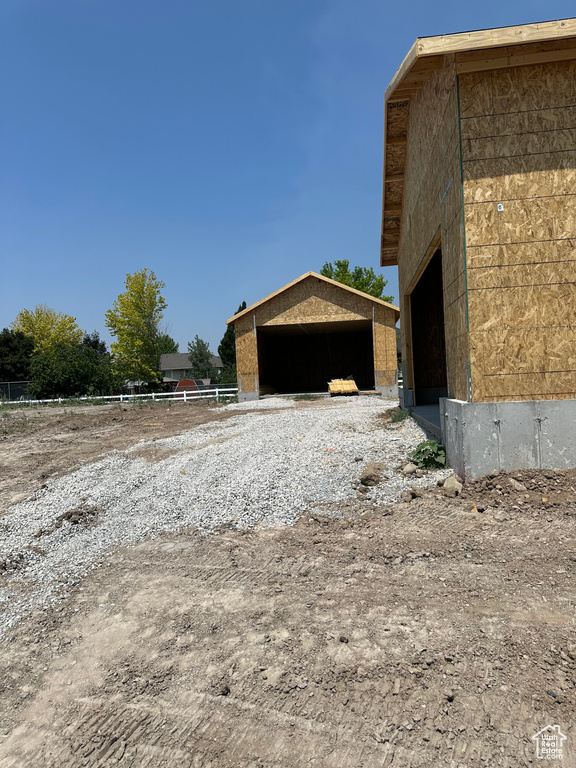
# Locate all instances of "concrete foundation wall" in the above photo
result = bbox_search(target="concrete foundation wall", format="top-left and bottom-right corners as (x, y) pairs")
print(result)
(399, 387), (414, 409)
(238, 391), (259, 403)
(376, 384), (399, 398)
(440, 397), (576, 479)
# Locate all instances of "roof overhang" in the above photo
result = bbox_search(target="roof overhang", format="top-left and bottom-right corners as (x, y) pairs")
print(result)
(381, 17), (576, 267)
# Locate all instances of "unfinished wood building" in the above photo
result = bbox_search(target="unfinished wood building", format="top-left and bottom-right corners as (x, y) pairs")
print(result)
(227, 272), (399, 400)
(383, 18), (576, 477)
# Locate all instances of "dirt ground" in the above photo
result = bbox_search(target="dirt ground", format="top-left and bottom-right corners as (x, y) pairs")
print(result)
(0, 401), (235, 514)
(1, 402), (575, 767)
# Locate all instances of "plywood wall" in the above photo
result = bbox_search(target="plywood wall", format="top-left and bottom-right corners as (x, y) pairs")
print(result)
(399, 55), (469, 401)
(233, 276), (398, 393)
(460, 59), (576, 401)
(373, 305), (398, 387)
(234, 314), (258, 394)
(255, 277), (377, 326)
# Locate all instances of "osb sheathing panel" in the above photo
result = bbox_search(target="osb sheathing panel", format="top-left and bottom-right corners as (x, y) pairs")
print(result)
(252, 277), (384, 327)
(373, 305), (397, 387)
(398, 56), (468, 401)
(459, 60), (576, 118)
(470, 327), (576, 377)
(385, 143), (406, 177)
(387, 101), (409, 140)
(462, 106), (576, 141)
(460, 59), (576, 402)
(234, 315), (258, 393)
(463, 152), (576, 204)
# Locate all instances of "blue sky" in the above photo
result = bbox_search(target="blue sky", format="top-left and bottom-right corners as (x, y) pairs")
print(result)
(2, 1), (574, 352)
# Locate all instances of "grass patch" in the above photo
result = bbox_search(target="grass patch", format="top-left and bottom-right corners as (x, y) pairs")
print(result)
(291, 394), (323, 401)
(383, 407), (411, 425)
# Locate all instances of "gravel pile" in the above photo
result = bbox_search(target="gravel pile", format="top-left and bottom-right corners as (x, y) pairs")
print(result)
(0, 397), (448, 635)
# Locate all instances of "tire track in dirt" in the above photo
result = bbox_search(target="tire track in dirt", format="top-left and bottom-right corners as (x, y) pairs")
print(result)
(1, 488), (575, 767)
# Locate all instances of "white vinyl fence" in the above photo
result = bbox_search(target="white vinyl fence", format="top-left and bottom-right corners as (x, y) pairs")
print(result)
(0, 387), (238, 408)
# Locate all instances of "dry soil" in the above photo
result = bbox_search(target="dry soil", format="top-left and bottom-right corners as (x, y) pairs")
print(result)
(0, 401), (575, 767)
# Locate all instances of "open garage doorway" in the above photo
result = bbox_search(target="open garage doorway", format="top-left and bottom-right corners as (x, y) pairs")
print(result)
(409, 248), (447, 405)
(257, 320), (375, 394)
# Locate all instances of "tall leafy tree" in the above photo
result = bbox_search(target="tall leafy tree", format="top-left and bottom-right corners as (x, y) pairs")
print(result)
(29, 345), (120, 399)
(320, 260), (393, 302)
(158, 332), (179, 355)
(218, 300), (246, 381)
(105, 268), (167, 382)
(188, 335), (216, 379)
(0, 328), (35, 381)
(12, 304), (84, 353)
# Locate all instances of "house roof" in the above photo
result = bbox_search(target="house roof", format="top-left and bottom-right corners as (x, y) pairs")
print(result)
(159, 353), (222, 370)
(381, 17), (576, 267)
(226, 271), (400, 325)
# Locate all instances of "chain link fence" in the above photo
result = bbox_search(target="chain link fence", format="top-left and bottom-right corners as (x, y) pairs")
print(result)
(0, 381), (31, 401)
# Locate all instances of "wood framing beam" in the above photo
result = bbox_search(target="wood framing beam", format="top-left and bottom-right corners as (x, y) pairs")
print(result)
(385, 136), (407, 146)
(390, 87), (421, 98)
(418, 18), (576, 57)
(381, 251), (399, 267)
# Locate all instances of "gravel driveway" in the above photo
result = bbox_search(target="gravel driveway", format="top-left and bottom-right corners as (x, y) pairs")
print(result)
(0, 396), (446, 636)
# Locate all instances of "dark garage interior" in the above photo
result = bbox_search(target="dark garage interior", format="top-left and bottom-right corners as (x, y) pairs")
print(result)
(257, 320), (375, 394)
(409, 248), (448, 405)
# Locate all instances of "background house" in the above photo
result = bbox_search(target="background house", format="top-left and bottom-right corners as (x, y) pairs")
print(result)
(381, 18), (576, 477)
(159, 353), (223, 382)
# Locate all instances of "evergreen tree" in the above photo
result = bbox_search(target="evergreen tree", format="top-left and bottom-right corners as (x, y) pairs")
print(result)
(187, 335), (216, 379)
(157, 332), (179, 355)
(218, 301), (246, 381)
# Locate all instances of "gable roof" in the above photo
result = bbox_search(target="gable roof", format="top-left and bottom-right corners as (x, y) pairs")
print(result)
(226, 271), (400, 325)
(159, 353), (222, 370)
(381, 17), (576, 267)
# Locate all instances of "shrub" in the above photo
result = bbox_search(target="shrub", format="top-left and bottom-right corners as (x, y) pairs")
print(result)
(409, 440), (447, 469)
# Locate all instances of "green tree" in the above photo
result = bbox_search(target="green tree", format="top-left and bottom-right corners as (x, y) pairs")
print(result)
(187, 335), (216, 379)
(320, 260), (393, 301)
(82, 331), (108, 355)
(158, 332), (179, 355)
(12, 304), (84, 353)
(0, 328), (35, 381)
(217, 301), (246, 382)
(29, 345), (120, 399)
(105, 268), (167, 382)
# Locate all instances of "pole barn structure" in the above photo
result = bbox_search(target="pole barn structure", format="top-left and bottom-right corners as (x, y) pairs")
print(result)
(227, 272), (399, 401)
(382, 18), (576, 477)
